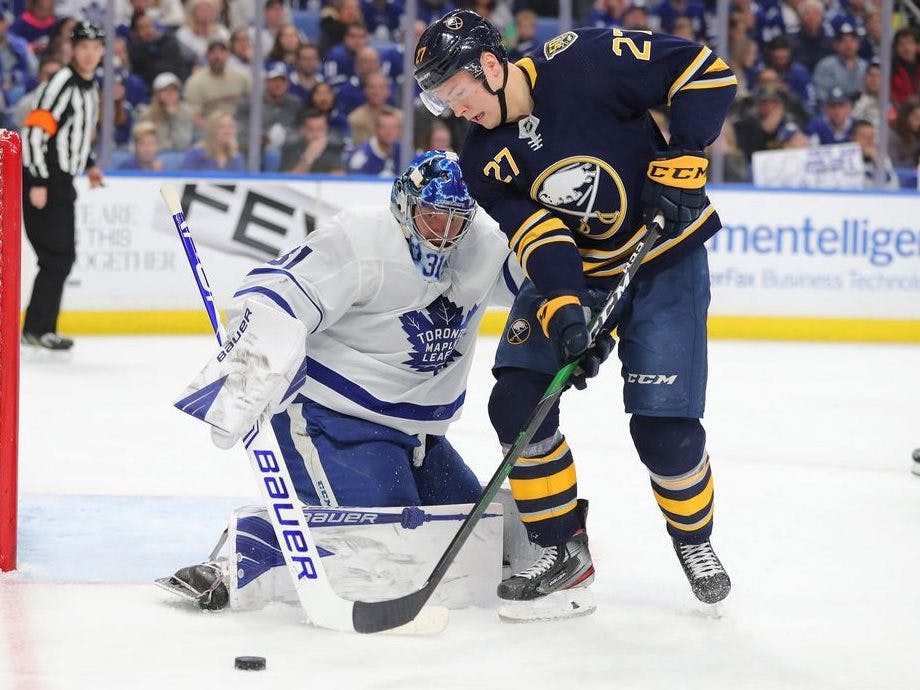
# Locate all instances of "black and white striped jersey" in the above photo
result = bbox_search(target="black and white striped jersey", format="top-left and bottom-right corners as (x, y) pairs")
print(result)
(21, 66), (99, 182)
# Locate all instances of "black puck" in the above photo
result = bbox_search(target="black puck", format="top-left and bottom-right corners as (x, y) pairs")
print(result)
(234, 656), (266, 671)
(912, 448), (920, 462)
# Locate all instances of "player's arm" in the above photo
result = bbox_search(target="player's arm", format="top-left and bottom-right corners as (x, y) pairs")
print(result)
(21, 69), (73, 182)
(174, 215), (365, 447)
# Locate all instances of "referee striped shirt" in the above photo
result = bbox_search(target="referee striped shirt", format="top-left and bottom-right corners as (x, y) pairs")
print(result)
(22, 66), (99, 182)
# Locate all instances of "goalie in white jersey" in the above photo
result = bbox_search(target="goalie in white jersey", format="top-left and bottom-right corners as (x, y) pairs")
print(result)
(161, 150), (524, 610)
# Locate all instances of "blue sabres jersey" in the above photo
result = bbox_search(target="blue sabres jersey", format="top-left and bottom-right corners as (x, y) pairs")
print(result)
(461, 28), (737, 294)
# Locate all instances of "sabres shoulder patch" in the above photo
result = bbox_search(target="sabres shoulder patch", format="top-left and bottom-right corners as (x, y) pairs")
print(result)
(544, 31), (577, 60)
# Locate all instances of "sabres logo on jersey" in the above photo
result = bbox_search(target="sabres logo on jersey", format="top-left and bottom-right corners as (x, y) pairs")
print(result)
(506, 318), (531, 345)
(544, 32), (577, 60)
(530, 156), (627, 240)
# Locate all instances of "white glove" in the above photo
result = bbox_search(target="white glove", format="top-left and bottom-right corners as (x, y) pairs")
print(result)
(174, 299), (308, 448)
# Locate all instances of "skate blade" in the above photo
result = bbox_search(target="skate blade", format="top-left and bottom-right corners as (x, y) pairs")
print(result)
(20, 346), (74, 363)
(376, 605), (450, 636)
(498, 587), (596, 623)
(154, 576), (205, 606)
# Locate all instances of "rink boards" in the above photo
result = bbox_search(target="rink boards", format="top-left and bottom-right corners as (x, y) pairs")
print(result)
(20, 173), (920, 342)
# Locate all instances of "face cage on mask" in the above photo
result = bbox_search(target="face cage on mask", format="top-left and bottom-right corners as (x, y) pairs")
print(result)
(408, 199), (476, 252)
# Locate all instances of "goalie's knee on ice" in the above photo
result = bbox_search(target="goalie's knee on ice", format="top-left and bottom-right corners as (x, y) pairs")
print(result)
(488, 368), (558, 444)
(629, 415), (705, 475)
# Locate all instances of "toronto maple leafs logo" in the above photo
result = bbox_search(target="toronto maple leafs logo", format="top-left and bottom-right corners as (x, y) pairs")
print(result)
(400, 295), (479, 374)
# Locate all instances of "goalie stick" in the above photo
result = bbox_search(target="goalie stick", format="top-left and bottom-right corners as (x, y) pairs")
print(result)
(351, 214), (664, 634)
(160, 184), (448, 635)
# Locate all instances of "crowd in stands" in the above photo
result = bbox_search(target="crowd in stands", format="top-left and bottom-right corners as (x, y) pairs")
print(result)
(0, 0), (917, 186)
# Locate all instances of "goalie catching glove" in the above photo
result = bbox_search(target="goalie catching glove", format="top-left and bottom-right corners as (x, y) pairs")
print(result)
(641, 149), (708, 239)
(174, 299), (308, 448)
(536, 292), (615, 390)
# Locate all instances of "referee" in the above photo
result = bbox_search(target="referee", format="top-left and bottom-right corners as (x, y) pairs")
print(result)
(21, 21), (106, 351)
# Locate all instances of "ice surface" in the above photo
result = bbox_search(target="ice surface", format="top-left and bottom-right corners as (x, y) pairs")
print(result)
(2, 335), (919, 689)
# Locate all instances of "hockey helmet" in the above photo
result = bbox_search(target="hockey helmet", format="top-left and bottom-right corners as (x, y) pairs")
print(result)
(414, 10), (507, 116)
(390, 150), (477, 281)
(71, 21), (106, 44)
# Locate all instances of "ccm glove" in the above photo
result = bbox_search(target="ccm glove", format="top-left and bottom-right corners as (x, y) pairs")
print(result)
(537, 292), (591, 361)
(641, 149), (709, 239)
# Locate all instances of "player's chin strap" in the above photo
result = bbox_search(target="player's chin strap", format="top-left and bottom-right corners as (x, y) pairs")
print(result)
(483, 59), (510, 124)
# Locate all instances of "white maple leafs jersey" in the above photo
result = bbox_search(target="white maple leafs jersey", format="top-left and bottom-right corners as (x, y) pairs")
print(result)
(230, 207), (522, 436)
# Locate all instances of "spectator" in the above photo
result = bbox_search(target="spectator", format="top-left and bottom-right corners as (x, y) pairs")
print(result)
(266, 23), (303, 68)
(135, 71), (197, 151)
(319, 0), (363, 58)
(851, 119), (898, 189)
(324, 22), (369, 89)
(887, 96), (920, 169)
(422, 119), (453, 153)
(109, 74), (136, 148)
(228, 27), (252, 71)
(653, 0), (707, 40)
(118, 120), (164, 171)
(416, 0), (458, 26)
(347, 71), (401, 145)
(44, 16), (78, 65)
(460, 0), (513, 34)
(891, 27), (920, 105)
(176, 0), (230, 64)
(813, 22), (867, 105)
(859, 10), (881, 62)
(790, 0), (833, 74)
(361, 0), (403, 42)
(309, 79), (349, 137)
(9, 0), (56, 54)
(235, 61), (301, 159)
(734, 85), (797, 162)
(729, 33), (759, 97)
(10, 54), (61, 128)
(336, 45), (388, 115)
(181, 110), (245, 171)
(586, 0), (629, 29)
(622, 4), (650, 30)
(288, 42), (323, 104)
(128, 10), (194, 87)
(184, 39), (251, 122)
(116, 0), (185, 32)
(806, 86), (855, 145)
(852, 61), (882, 128)
(247, 0), (289, 55)
(110, 35), (149, 107)
(280, 107), (346, 173)
(508, 9), (538, 62)
(776, 121), (809, 148)
(763, 35), (815, 115)
(345, 106), (401, 175)
(751, 67), (810, 126)
(672, 16), (695, 41)
(780, 0), (803, 34)
(0, 11), (35, 110)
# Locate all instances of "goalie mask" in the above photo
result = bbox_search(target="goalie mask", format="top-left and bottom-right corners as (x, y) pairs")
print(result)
(390, 150), (477, 282)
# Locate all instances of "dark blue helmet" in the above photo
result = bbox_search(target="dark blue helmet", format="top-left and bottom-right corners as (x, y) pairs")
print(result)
(414, 11), (507, 116)
(391, 150), (477, 280)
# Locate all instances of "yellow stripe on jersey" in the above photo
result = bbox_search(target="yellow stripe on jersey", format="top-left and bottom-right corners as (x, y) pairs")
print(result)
(508, 209), (550, 250)
(515, 57), (538, 89)
(510, 464), (577, 501)
(667, 46), (712, 105)
(514, 217), (569, 260)
(521, 235), (577, 276)
(704, 57), (730, 74)
(579, 227), (646, 268)
(586, 206), (716, 277)
(679, 75), (739, 93)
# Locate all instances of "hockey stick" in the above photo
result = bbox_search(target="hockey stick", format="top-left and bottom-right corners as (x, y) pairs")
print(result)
(352, 214), (664, 633)
(161, 184), (448, 635)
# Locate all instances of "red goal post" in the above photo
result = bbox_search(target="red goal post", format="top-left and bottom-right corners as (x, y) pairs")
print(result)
(0, 129), (21, 572)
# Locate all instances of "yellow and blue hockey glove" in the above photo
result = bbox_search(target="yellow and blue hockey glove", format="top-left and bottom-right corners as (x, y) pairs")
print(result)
(641, 149), (708, 239)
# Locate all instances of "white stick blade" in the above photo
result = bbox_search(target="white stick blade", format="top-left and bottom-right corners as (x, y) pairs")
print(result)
(379, 605), (450, 636)
(160, 184), (183, 214)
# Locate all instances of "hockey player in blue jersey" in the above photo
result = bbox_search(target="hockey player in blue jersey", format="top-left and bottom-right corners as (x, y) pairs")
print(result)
(414, 10), (737, 619)
(159, 150), (524, 610)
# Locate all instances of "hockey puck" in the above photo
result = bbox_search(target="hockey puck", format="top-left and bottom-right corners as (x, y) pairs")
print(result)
(234, 656), (266, 671)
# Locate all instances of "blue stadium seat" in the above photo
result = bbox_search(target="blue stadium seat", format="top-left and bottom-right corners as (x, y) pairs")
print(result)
(107, 149), (133, 169)
(293, 9), (321, 43)
(534, 18), (561, 45)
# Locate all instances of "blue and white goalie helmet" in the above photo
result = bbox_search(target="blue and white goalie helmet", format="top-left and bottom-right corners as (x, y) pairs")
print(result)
(390, 150), (477, 281)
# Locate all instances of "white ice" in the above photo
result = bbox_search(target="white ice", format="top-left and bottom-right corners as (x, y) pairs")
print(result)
(2, 335), (919, 689)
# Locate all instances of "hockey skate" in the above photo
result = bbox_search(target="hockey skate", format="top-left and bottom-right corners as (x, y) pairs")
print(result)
(672, 538), (731, 605)
(155, 561), (230, 611)
(21, 332), (74, 351)
(497, 501), (596, 622)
